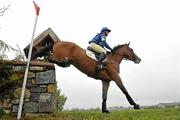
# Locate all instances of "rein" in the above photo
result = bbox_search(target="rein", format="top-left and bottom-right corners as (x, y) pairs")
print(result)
(113, 52), (124, 57)
(112, 52), (128, 60)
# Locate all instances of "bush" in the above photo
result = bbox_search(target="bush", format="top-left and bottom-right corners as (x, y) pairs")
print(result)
(0, 108), (5, 117)
(55, 89), (67, 112)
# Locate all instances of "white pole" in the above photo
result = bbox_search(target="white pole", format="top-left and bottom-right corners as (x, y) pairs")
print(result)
(17, 15), (39, 119)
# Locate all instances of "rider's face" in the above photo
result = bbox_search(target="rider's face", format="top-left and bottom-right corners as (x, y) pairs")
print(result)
(105, 31), (110, 36)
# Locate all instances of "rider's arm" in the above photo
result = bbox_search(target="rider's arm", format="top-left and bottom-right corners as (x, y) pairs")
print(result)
(101, 35), (113, 51)
(103, 41), (113, 51)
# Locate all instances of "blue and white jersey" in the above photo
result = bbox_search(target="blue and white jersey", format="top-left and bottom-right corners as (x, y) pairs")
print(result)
(89, 33), (112, 51)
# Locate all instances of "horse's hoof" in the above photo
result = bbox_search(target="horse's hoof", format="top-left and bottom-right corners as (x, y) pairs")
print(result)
(134, 104), (140, 109)
(102, 110), (111, 113)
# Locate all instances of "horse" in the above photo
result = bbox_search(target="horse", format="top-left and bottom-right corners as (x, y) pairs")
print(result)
(33, 41), (141, 113)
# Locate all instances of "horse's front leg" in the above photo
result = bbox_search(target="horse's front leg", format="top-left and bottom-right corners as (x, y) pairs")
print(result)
(101, 80), (110, 113)
(114, 74), (140, 109)
(58, 57), (72, 67)
(48, 55), (72, 67)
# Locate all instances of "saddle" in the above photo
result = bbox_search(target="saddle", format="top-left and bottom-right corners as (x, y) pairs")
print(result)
(86, 47), (108, 63)
(87, 47), (101, 60)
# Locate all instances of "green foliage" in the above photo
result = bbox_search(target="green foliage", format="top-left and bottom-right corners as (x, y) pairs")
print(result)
(0, 108), (5, 116)
(55, 89), (67, 112)
(0, 66), (23, 97)
(0, 65), (12, 96)
(0, 108), (5, 120)
(0, 70), (11, 79)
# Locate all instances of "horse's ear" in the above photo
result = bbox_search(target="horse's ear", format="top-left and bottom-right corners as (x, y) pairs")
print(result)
(127, 41), (131, 46)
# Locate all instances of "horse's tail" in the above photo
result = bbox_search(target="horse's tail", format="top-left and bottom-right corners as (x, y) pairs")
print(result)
(31, 43), (54, 60)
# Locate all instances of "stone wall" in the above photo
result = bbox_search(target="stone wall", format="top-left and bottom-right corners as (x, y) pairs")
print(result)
(0, 60), (57, 114)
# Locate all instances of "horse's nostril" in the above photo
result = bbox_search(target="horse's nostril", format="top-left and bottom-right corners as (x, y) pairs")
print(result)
(134, 58), (141, 64)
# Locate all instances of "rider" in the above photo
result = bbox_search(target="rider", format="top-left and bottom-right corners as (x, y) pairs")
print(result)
(89, 27), (113, 71)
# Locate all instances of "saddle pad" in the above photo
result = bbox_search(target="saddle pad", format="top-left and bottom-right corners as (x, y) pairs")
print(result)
(86, 50), (98, 61)
(86, 50), (108, 63)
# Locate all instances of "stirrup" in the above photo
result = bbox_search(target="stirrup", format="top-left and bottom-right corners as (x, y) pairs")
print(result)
(96, 64), (107, 72)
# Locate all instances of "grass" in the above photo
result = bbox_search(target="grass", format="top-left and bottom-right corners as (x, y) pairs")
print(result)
(1, 107), (180, 120)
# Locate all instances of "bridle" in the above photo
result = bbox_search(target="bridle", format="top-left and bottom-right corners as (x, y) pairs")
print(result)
(111, 47), (136, 61)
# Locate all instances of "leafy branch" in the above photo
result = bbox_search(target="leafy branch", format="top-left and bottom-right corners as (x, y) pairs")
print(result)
(0, 40), (18, 53)
(0, 40), (18, 60)
(0, 4), (10, 16)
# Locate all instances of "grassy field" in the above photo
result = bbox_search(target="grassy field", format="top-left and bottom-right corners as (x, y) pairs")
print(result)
(0, 107), (180, 120)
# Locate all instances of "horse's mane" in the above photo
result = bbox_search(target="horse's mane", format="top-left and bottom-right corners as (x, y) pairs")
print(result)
(112, 44), (125, 53)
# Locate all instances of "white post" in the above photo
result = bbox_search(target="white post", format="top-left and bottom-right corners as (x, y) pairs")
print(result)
(17, 15), (39, 119)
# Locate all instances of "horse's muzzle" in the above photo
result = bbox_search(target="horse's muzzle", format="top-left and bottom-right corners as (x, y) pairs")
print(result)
(133, 54), (141, 64)
(134, 57), (141, 64)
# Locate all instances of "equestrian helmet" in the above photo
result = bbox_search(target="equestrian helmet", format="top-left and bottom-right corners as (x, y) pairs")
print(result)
(101, 27), (111, 33)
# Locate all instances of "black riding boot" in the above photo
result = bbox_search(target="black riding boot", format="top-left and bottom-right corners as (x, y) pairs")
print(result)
(96, 53), (107, 72)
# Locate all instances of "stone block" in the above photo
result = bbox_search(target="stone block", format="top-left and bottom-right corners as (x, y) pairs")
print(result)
(39, 102), (53, 113)
(26, 79), (33, 88)
(28, 72), (35, 79)
(39, 85), (47, 87)
(39, 93), (52, 103)
(36, 70), (55, 84)
(30, 93), (40, 102)
(11, 99), (20, 104)
(25, 99), (30, 102)
(4, 109), (10, 114)
(30, 66), (44, 71)
(13, 66), (25, 71)
(14, 88), (30, 99)
(0, 99), (11, 108)
(24, 102), (38, 113)
(47, 84), (56, 93)
(0, 64), (13, 70)
(32, 79), (36, 84)
(9, 73), (24, 81)
(12, 105), (19, 113)
(30, 86), (47, 93)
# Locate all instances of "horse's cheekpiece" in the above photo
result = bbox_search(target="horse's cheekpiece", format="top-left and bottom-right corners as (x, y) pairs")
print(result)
(86, 47), (107, 62)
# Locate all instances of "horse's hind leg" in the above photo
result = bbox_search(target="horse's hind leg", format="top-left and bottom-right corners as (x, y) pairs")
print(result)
(48, 55), (72, 67)
(114, 75), (140, 109)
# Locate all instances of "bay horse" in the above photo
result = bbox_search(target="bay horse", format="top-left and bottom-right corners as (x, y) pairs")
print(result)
(34, 41), (141, 113)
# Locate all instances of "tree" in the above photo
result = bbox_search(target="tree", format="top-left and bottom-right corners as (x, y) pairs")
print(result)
(0, 5), (10, 16)
(0, 5), (17, 60)
(0, 41), (10, 115)
(0, 40), (18, 60)
(55, 89), (67, 112)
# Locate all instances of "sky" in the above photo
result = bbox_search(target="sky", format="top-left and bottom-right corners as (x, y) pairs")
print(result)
(0, 0), (180, 109)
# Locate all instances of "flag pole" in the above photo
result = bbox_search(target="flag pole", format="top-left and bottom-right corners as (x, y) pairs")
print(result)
(17, 1), (40, 119)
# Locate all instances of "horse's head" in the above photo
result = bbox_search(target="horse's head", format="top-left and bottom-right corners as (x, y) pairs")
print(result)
(112, 42), (141, 64)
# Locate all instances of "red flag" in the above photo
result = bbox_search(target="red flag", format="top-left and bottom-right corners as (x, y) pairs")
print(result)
(33, 1), (40, 15)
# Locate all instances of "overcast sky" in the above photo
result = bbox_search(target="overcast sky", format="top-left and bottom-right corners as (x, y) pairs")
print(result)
(0, 0), (180, 109)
